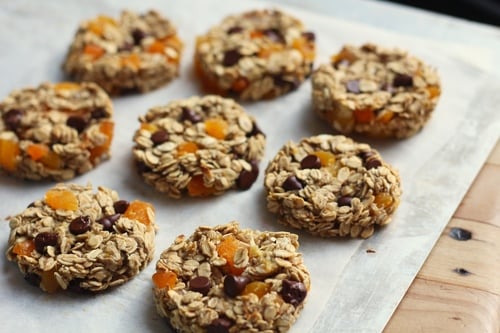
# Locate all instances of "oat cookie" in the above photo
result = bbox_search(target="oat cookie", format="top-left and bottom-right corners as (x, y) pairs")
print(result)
(63, 10), (183, 95)
(311, 43), (441, 139)
(0, 82), (113, 181)
(264, 135), (402, 238)
(194, 9), (315, 100)
(133, 95), (266, 198)
(6, 183), (156, 293)
(153, 222), (310, 333)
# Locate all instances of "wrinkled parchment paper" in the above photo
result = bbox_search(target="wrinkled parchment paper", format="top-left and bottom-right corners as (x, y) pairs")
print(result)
(1, 0), (499, 332)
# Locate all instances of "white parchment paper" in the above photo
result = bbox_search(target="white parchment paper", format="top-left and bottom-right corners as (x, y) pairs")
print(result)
(0, 0), (499, 332)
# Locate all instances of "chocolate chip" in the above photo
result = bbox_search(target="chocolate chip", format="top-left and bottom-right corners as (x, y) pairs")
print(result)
(27, 201), (36, 208)
(280, 279), (307, 306)
(97, 213), (120, 232)
(236, 160), (259, 190)
(346, 80), (361, 94)
(66, 115), (88, 133)
(273, 75), (300, 90)
(131, 28), (147, 45)
(189, 276), (211, 296)
(449, 227), (472, 241)
(263, 28), (285, 43)
(34, 232), (58, 253)
(136, 161), (151, 174)
(69, 216), (92, 235)
(358, 150), (375, 161)
(91, 107), (107, 119)
(113, 200), (130, 214)
(206, 317), (232, 333)
(246, 123), (264, 137)
(223, 275), (250, 297)
(365, 158), (382, 170)
(24, 273), (41, 287)
(302, 31), (315, 42)
(282, 175), (303, 191)
(180, 107), (202, 123)
(338, 196), (353, 207)
(227, 26), (243, 34)
(2, 109), (23, 131)
(361, 44), (376, 52)
(300, 155), (321, 169)
(222, 49), (242, 67)
(393, 74), (413, 87)
(151, 129), (169, 146)
(453, 268), (471, 276)
(67, 279), (89, 294)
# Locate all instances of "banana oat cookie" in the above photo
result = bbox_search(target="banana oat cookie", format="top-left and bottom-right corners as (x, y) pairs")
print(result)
(132, 95), (266, 198)
(311, 43), (441, 139)
(0, 82), (113, 181)
(6, 183), (156, 293)
(152, 222), (310, 333)
(63, 10), (183, 95)
(264, 135), (402, 238)
(194, 9), (315, 100)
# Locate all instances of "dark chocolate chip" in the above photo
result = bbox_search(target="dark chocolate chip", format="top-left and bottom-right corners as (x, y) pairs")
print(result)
(27, 201), (36, 208)
(273, 75), (300, 90)
(180, 107), (202, 123)
(338, 196), (353, 207)
(67, 279), (90, 294)
(66, 115), (88, 133)
(131, 28), (147, 45)
(365, 158), (382, 170)
(151, 129), (169, 146)
(300, 155), (321, 170)
(302, 31), (315, 42)
(263, 28), (285, 43)
(113, 200), (130, 214)
(453, 268), (471, 276)
(136, 161), (151, 174)
(236, 160), (259, 190)
(69, 216), (92, 235)
(91, 107), (107, 119)
(449, 227), (472, 241)
(358, 150), (375, 161)
(280, 279), (307, 306)
(222, 49), (242, 67)
(246, 123), (264, 137)
(206, 317), (233, 333)
(227, 26), (243, 34)
(282, 175), (303, 191)
(34, 232), (58, 253)
(2, 109), (23, 131)
(393, 73), (414, 87)
(346, 80), (361, 94)
(24, 273), (41, 287)
(361, 44), (376, 52)
(223, 275), (250, 297)
(189, 276), (211, 296)
(97, 213), (120, 232)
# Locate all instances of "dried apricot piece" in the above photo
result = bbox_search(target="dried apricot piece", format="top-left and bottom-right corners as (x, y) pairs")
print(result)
(123, 200), (154, 226)
(353, 108), (375, 123)
(216, 235), (245, 275)
(41, 269), (59, 293)
(292, 37), (315, 61)
(312, 151), (336, 167)
(258, 44), (283, 58)
(187, 175), (215, 197)
(332, 48), (357, 66)
(148, 40), (165, 54)
(205, 118), (228, 140)
(87, 15), (117, 36)
(83, 44), (105, 61)
(427, 85), (441, 99)
(231, 77), (249, 93)
(374, 192), (394, 209)
(54, 82), (80, 92)
(121, 53), (141, 69)
(140, 123), (159, 133)
(12, 239), (35, 257)
(152, 270), (177, 289)
(45, 189), (78, 211)
(89, 120), (114, 162)
(177, 141), (198, 157)
(241, 281), (270, 298)
(0, 139), (20, 172)
(26, 143), (49, 161)
(40, 150), (63, 169)
(376, 110), (394, 124)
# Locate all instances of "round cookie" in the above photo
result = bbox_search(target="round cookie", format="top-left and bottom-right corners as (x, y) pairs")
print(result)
(6, 183), (156, 293)
(63, 10), (183, 95)
(311, 43), (441, 139)
(132, 95), (266, 198)
(194, 9), (315, 100)
(152, 222), (310, 333)
(0, 82), (113, 181)
(264, 135), (402, 238)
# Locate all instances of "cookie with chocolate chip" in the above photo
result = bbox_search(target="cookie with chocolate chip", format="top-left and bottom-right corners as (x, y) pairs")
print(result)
(152, 222), (310, 332)
(63, 10), (183, 95)
(6, 183), (156, 293)
(194, 9), (315, 100)
(132, 95), (266, 198)
(264, 135), (402, 238)
(311, 43), (441, 139)
(0, 82), (113, 181)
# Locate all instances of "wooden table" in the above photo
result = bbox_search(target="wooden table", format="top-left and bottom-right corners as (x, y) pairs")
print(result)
(385, 140), (500, 332)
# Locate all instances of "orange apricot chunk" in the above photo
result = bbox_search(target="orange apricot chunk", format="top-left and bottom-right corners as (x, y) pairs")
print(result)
(376, 110), (394, 124)
(353, 108), (375, 123)
(162, 34), (183, 51)
(45, 189), (78, 211)
(123, 200), (154, 226)
(427, 85), (441, 99)
(89, 121), (114, 163)
(83, 44), (105, 61)
(241, 281), (271, 299)
(148, 40), (165, 54)
(87, 15), (117, 36)
(121, 53), (141, 69)
(250, 30), (264, 39)
(0, 139), (20, 172)
(12, 239), (35, 257)
(41, 269), (59, 293)
(152, 270), (178, 289)
(312, 151), (336, 167)
(26, 143), (49, 161)
(331, 48), (357, 65)
(231, 77), (249, 93)
(292, 37), (315, 61)
(258, 43), (284, 58)
(374, 192), (394, 209)
(205, 118), (228, 140)
(53, 82), (81, 92)
(216, 235), (245, 275)
(187, 175), (215, 197)
(140, 123), (159, 133)
(40, 150), (63, 169)
(177, 141), (198, 157)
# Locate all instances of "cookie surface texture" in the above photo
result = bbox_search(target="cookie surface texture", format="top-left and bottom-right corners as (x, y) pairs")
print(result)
(264, 135), (402, 238)
(133, 95), (266, 198)
(6, 183), (156, 293)
(153, 222), (310, 333)
(0, 82), (113, 180)
(63, 10), (183, 95)
(311, 43), (441, 138)
(194, 9), (315, 100)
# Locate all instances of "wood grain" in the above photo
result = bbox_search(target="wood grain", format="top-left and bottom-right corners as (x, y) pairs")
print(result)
(385, 140), (500, 333)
